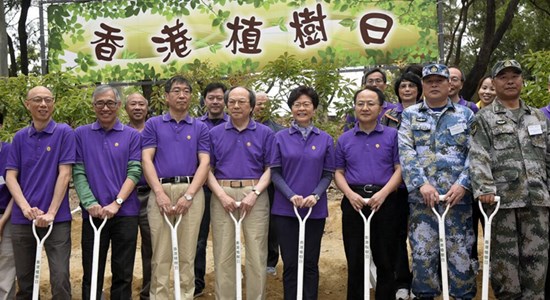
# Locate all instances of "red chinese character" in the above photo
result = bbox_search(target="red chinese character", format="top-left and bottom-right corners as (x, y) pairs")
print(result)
(289, 3), (327, 49)
(151, 19), (192, 62)
(359, 13), (394, 45)
(226, 16), (263, 54)
(91, 23), (124, 61)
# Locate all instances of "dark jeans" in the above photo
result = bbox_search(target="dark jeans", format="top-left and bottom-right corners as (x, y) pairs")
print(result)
(12, 222), (72, 300)
(395, 188), (412, 290)
(194, 186), (211, 292)
(274, 215), (325, 300)
(82, 216), (138, 300)
(341, 188), (401, 300)
(137, 189), (152, 300)
(267, 183), (279, 268)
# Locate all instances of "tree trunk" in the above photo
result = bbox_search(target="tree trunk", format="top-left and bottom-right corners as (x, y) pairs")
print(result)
(7, 35), (16, 77)
(0, 0), (8, 77)
(18, 0), (31, 75)
(462, 0), (520, 100)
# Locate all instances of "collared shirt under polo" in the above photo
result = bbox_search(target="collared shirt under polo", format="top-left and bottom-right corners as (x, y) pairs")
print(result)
(0, 142), (12, 210)
(270, 126), (335, 219)
(142, 113), (210, 178)
(209, 119), (273, 179)
(75, 120), (141, 217)
(336, 123), (399, 186)
(199, 112), (229, 130)
(6, 120), (75, 224)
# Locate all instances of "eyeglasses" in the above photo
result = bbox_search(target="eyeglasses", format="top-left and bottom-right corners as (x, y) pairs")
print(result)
(399, 83), (418, 89)
(291, 102), (313, 109)
(450, 77), (462, 83)
(227, 99), (249, 107)
(366, 78), (384, 84)
(28, 96), (55, 104)
(93, 101), (118, 109)
(170, 88), (191, 95)
(356, 101), (380, 108)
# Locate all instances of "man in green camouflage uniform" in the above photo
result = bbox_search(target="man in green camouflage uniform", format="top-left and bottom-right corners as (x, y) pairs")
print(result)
(469, 59), (550, 299)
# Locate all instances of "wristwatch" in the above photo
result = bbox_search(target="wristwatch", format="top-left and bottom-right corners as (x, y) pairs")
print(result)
(115, 197), (124, 205)
(184, 194), (193, 201)
(252, 188), (261, 196)
(313, 194), (320, 201)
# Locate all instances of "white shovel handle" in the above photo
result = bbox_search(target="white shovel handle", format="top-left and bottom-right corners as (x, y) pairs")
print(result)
(229, 202), (245, 300)
(357, 198), (375, 300)
(432, 195), (450, 300)
(89, 215), (107, 300)
(479, 196), (501, 300)
(294, 206), (312, 300)
(163, 211), (182, 300)
(32, 221), (53, 300)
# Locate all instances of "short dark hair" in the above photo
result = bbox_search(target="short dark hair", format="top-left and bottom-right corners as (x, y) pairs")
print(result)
(287, 86), (319, 109)
(165, 75), (192, 93)
(362, 68), (387, 86)
(394, 72), (423, 103)
(353, 86), (385, 106)
(224, 86), (256, 110)
(402, 64), (423, 78)
(202, 82), (227, 98)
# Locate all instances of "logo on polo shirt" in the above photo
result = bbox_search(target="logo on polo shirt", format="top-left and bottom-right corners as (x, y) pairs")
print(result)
(311, 146), (316, 150)
(187, 135), (191, 140)
(115, 142), (119, 147)
(46, 146), (51, 152)
(246, 142), (251, 147)
(376, 144), (380, 148)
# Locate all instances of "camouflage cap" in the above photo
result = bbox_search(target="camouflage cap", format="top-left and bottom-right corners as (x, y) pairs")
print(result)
(491, 59), (522, 78)
(422, 63), (450, 79)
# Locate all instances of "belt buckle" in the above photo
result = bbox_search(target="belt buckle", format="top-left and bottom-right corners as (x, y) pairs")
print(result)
(230, 180), (242, 188)
(363, 184), (374, 193)
(175, 176), (181, 183)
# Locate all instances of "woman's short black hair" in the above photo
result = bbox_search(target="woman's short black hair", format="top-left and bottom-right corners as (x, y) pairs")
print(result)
(287, 86), (319, 109)
(393, 72), (423, 103)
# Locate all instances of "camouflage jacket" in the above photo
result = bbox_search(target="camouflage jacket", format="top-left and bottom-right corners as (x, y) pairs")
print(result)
(469, 99), (550, 208)
(398, 99), (474, 203)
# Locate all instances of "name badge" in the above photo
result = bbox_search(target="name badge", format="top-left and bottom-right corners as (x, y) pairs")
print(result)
(528, 124), (543, 136)
(0, 176), (4, 185)
(449, 124), (465, 136)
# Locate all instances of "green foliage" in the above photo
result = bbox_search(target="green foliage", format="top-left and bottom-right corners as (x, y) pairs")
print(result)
(521, 50), (550, 108)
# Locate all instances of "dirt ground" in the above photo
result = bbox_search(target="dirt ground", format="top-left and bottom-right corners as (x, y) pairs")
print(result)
(36, 186), (495, 299)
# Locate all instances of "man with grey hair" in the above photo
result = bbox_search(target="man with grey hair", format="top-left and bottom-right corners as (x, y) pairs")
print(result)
(73, 85), (142, 299)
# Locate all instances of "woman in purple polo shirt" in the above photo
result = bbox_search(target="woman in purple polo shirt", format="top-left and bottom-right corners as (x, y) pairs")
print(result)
(335, 86), (403, 300)
(270, 86), (335, 299)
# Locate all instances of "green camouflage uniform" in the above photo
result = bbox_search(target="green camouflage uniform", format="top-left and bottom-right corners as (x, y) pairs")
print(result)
(469, 99), (550, 299)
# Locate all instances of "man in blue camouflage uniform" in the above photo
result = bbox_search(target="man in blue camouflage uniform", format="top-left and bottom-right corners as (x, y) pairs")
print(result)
(469, 60), (549, 299)
(398, 63), (476, 300)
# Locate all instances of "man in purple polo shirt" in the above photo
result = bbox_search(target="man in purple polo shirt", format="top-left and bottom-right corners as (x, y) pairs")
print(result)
(6, 86), (75, 299)
(142, 75), (210, 299)
(449, 67), (479, 113)
(73, 85), (142, 299)
(335, 86), (403, 299)
(0, 114), (16, 299)
(194, 82), (228, 297)
(125, 92), (153, 300)
(208, 86), (273, 299)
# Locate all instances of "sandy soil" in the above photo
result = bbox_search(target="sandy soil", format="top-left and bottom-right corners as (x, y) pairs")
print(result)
(36, 186), (495, 299)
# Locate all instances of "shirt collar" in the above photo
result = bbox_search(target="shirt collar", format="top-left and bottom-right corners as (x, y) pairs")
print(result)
(352, 122), (384, 135)
(492, 98), (532, 114)
(91, 119), (124, 131)
(225, 118), (257, 131)
(162, 112), (193, 124)
(288, 121), (319, 135)
(200, 112), (229, 122)
(28, 119), (56, 136)
(418, 98), (456, 112)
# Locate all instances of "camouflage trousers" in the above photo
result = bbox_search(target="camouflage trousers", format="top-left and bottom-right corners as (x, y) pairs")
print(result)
(487, 206), (548, 300)
(409, 202), (476, 299)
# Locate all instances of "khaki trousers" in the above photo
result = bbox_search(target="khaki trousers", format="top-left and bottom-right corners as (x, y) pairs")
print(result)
(211, 186), (269, 300)
(147, 183), (204, 300)
(0, 214), (15, 300)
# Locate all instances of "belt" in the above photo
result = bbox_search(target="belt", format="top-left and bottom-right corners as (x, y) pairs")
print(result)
(349, 184), (384, 193)
(159, 176), (193, 184)
(136, 185), (151, 193)
(218, 179), (259, 188)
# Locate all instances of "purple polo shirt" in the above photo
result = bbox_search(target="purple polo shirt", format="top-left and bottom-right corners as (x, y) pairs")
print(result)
(199, 112), (229, 130)
(142, 113), (210, 178)
(344, 101), (397, 131)
(0, 142), (12, 211)
(75, 120), (141, 217)
(270, 127), (335, 219)
(336, 123), (399, 186)
(6, 120), (75, 225)
(540, 105), (550, 120)
(209, 119), (273, 179)
(458, 97), (479, 113)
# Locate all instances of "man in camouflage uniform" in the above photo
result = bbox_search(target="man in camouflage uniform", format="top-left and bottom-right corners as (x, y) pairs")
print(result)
(398, 63), (476, 300)
(469, 59), (550, 299)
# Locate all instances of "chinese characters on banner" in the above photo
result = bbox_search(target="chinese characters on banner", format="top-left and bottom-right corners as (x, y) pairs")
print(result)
(90, 3), (394, 62)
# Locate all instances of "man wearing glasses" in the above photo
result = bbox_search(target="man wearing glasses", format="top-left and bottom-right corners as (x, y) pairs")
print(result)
(142, 76), (210, 299)
(6, 86), (75, 299)
(73, 85), (142, 299)
(448, 67), (479, 113)
(207, 86), (273, 299)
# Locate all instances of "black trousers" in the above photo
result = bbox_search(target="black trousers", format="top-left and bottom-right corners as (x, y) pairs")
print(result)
(274, 214), (325, 300)
(81, 216), (138, 300)
(194, 186), (211, 292)
(267, 183), (280, 268)
(341, 188), (402, 300)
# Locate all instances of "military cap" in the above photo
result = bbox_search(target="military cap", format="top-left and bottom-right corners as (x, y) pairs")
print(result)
(422, 63), (450, 79)
(491, 59), (522, 78)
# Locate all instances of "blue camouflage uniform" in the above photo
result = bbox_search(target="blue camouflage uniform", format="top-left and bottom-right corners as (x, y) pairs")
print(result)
(398, 99), (477, 299)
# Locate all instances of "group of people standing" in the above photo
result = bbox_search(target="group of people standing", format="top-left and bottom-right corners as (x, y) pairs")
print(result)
(0, 58), (549, 300)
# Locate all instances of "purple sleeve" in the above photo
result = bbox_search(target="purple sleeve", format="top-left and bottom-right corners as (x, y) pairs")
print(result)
(141, 118), (157, 149)
(269, 133), (282, 168)
(75, 127), (84, 164)
(323, 134), (336, 172)
(391, 130), (400, 165)
(263, 128), (275, 168)
(129, 129), (142, 162)
(197, 122), (210, 154)
(58, 125), (75, 165)
(335, 135), (346, 169)
(6, 131), (21, 170)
